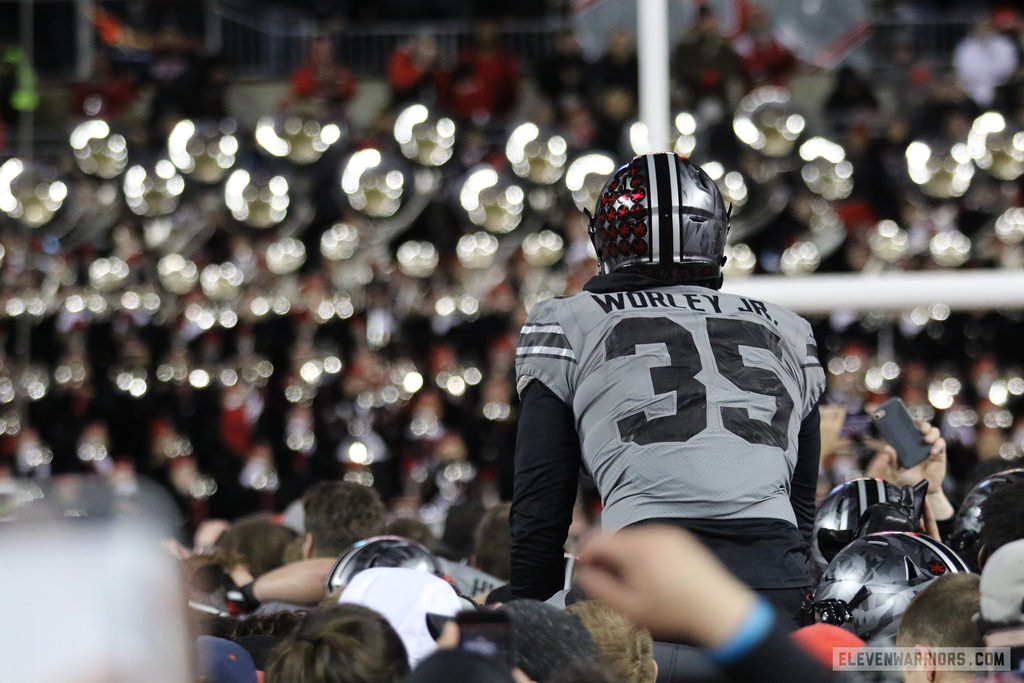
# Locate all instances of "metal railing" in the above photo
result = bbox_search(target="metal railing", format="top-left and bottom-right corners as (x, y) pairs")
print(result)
(865, 16), (975, 71)
(0, 1), (985, 83)
(212, 3), (568, 79)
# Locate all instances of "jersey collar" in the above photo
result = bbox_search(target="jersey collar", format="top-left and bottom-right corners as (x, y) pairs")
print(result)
(583, 272), (718, 294)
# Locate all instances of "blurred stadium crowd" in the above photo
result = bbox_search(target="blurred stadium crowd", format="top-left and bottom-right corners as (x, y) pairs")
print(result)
(0, 0), (1022, 519)
(3, 1), (1024, 680)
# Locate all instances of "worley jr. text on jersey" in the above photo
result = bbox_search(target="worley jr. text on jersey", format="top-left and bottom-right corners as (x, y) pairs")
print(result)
(589, 291), (778, 325)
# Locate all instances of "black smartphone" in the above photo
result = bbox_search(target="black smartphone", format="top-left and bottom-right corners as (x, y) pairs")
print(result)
(456, 610), (513, 668)
(871, 397), (931, 469)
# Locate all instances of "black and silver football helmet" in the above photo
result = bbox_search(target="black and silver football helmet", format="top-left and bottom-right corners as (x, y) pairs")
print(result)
(948, 468), (1024, 572)
(324, 535), (442, 593)
(588, 153), (730, 283)
(812, 477), (903, 572)
(804, 531), (970, 641)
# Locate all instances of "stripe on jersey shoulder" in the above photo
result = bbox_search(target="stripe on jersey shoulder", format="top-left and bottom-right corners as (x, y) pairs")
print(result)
(802, 342), (823, 368)
(515, 346), (578, 362)
(517, 321), (576, 362)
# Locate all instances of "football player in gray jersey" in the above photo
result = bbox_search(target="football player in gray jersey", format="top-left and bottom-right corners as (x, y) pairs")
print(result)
(511, 152), (826, 626)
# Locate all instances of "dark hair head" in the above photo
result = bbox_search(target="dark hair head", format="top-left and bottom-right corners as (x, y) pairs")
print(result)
(385, 517), (438, 552)
(498, 600), (600, 683)
(404, 650), (514, 683)
(438, 501), (485, 561)
(980, 478), (1024, 563)
(302, 482), (387, 559)
(266, 604), (409, 683)
(473, 503), (511, 581)
(216, 514), (299, 577)
(233, 610), (306, 639)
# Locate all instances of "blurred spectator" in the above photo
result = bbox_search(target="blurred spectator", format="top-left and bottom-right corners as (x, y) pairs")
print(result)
(823, 66), (880, 132)
(472, 502), (511, 582)
(953, 17), (1019, 108)
(883, 31), (935, 113)
(71, 52), (137, 120)
(195, 519), (232, 555)
(385, 516), (439, 551)
(266, 604), (410, 683)
(0, 47), (11, 149)
(566, 599), (656, 683)
(445, 21), (521, 125)
(979, 478), (1024, 567)
(978, 539), (1024, 672)
(147, 25), (202, 126)
(405, 649), (516, 683)
(436, 500), (485, 561)
(843, 121), (897, 220)
(576, 526), (832, 682)
(497, 599), (601, 683)
(289, 35), (357, 119)
(591, 86), (635, 155)
(388, 32), (447, 106)
(790, 623), (865, 670)
(215, 514), (299, 577)
(671, 5), (745, 110)
(302, 481), (387, 559)
(1, 43), (36, 150)
(196, 635), (259, 683)
(562, 99), (597, 149)
(192, 54), (231, 120)
(732, 6), (797, 87)
(896, 573), (983, 683)
(591, 29), (638, 101)
(232, 610), (305, 639)
(910, 68), (978, 140)
(338, 567), (463, 667)
(536, 29), (590, 121)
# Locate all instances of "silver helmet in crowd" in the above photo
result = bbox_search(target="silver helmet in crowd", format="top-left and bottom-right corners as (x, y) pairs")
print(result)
(324, 535), (442, 593)
(948, 468), (1024, 572)
(812, 477), (903, 572)
(804, 531), (970, 640)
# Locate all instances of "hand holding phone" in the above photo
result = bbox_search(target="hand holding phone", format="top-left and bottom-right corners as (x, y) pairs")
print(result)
(871, 398), (931, 469)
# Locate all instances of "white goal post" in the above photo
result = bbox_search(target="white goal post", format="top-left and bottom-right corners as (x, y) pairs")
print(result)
(721, 270), (1024, 314)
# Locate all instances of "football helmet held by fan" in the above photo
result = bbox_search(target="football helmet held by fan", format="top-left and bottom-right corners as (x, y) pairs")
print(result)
(804, 531), (970, 640)
(324, 535), (442, 593)
(588, 153), (730, 284)
(812, 477), (903, 572)
(949, 468), (1024, 572)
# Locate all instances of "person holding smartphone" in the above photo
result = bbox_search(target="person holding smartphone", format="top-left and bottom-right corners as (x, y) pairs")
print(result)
(865, 409), (956, 538)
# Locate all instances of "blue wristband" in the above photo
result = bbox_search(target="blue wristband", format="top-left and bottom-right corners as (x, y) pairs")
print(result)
(706, 597), (775, 665)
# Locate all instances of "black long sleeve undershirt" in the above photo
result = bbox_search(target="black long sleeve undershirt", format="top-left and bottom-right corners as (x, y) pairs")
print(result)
(510, 379), (582, 600)
(792, 404), (822, 547)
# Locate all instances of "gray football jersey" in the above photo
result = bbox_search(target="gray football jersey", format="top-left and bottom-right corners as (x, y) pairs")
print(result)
(515, 285), (826, 532)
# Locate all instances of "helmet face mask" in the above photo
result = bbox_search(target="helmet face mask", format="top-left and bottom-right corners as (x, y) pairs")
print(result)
(588, 153), (730, 283)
